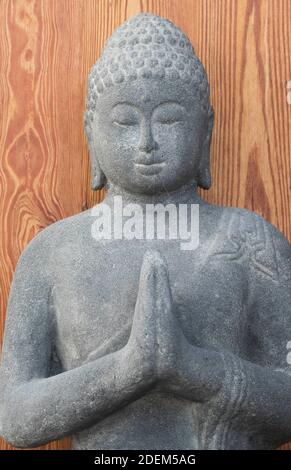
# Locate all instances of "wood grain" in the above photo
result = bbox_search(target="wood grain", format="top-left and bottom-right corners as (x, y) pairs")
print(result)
(0, 0), (290, 450)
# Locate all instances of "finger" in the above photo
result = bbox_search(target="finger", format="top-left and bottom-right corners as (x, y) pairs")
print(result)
(132, 250), (169, 331)
(137, 249), (173, 331)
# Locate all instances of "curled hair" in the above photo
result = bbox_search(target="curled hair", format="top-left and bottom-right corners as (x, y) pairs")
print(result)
(84, 13), (212, 141)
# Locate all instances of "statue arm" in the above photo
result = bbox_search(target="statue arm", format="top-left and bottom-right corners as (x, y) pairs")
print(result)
(167, 219), (291, 447)
(0, 239), (155, 448)
(170, 337), (291, 448)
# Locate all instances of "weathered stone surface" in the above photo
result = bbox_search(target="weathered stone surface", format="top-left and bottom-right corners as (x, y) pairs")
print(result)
(1, 13), (291, 450)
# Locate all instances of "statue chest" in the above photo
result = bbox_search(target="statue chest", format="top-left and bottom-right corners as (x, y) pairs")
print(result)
(52, 239), (249, 371)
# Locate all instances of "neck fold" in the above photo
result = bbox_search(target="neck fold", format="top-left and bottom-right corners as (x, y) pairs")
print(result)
(103, 180), (204, 207)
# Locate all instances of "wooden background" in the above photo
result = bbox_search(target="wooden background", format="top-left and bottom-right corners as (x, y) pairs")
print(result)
(0, 0), (290, 450)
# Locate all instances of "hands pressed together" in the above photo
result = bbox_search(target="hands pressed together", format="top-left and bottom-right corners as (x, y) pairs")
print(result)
(121, 250), (225, 403)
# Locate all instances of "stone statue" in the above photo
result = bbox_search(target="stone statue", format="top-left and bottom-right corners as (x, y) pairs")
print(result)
(1, 13), (291, 450)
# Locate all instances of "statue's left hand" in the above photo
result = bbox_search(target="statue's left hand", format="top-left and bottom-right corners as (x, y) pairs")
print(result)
(151, 249), (225, 403)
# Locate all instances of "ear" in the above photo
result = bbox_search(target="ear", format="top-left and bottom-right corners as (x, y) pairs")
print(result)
(86, 122), (107, 191)
(197, 107), (214, 190)
(91, 159), (107, 191)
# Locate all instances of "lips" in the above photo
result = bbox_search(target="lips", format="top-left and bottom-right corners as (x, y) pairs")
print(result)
(134, 161), (165, 175)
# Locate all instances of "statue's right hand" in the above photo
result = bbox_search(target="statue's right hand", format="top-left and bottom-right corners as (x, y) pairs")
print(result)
(121, 251), (161, 389)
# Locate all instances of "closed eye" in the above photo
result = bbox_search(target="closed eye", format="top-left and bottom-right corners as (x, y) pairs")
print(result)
(113, 120), (138, 128)
(158, 118), (182, 125)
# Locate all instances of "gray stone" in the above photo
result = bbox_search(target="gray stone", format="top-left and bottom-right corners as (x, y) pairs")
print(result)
(1, 13), (291, 450)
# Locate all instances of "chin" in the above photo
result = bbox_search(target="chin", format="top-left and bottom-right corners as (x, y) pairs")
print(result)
(130, 181), (180, 196)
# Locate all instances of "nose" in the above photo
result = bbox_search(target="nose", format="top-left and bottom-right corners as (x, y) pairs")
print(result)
(138, 120), (158, 153)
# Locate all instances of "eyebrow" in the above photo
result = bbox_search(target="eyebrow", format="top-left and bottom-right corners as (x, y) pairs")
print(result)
(153, 101), (185, 111)
(111, 102), (140, 112)
(111, 100), (185, 112)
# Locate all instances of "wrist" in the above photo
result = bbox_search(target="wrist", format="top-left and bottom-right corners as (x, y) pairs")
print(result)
(167, 343), (225, 402)
(118, 344), (157, 392)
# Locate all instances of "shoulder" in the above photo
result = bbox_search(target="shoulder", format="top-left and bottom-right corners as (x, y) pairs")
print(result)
(15, 209), (94, 274)
(221, 206), (290, 249)
(217, 206), (291, 282)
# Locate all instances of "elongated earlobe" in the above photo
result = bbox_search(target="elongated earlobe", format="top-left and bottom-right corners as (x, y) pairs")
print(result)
(197, 108), (214, 190)
(92, 161), (106, 191)
(198, 167), (211, 190)
(85, 122), (107, 191)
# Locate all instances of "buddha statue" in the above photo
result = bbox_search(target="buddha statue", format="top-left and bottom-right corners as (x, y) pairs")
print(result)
(1, 13), (291, 450)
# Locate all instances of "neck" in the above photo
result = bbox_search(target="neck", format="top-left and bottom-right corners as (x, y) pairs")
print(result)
(103, 180), (205, 207)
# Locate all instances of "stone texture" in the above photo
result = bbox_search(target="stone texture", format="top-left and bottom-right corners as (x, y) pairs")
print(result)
(1, 13), (291, 450)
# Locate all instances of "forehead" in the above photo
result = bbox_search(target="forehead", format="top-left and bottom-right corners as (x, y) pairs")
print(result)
(95, 79), (198, 114)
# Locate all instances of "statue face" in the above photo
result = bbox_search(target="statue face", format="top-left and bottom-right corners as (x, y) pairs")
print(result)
(91, 79), (206, 194)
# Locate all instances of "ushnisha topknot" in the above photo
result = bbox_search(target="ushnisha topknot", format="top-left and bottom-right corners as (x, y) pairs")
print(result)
(84, 13), (212, 133)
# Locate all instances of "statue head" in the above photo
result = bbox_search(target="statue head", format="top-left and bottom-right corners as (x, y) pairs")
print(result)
(84, 13), (214, 195)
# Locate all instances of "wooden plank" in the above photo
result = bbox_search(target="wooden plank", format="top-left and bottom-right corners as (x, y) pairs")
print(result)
(0, 0), (290, 450)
